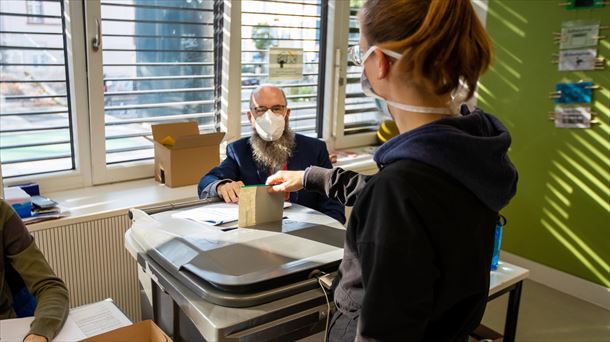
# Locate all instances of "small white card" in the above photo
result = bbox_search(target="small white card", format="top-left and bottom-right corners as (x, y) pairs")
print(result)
(559, 20), (599, 50)
(558, 48), (597, 71)
(554, 106), (591, 129)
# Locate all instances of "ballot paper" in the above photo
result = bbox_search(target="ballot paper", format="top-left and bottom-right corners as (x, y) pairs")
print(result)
(0, 299), (131, 342)
(238, 185), (284, 227)
(173, 201), (291, 226)
(173, 202), (241, 225)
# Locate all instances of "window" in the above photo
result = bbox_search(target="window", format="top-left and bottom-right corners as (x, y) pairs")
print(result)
(240, 0), (327, 138)
(1, 0), (221, 187)
(343, 0), (383, 136)
(0, 0), (74, 178)
(88, 0), (219, 183)
(0, 0), (378, 191)
(26, 0), (44, 24)
(321, 0), (381, 149)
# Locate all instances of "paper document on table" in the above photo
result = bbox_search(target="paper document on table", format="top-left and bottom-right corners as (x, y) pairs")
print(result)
(174, 202), (291, 226)
(173, 203), (240, 225)
(69, 299), (132, 337)
(1, 316), (38, 342)
(0, 299), (131, 342)
(0, 314), (91, 342)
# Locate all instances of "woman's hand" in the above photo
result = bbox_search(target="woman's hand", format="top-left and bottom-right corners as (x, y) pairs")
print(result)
(216, 181), (245, 203)
(266, 171), (305, 193)
(24, 334), (47, 342)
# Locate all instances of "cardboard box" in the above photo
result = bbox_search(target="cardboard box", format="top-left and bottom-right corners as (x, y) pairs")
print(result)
(151, 122), (224, 188)
(81, 320), (173, 342)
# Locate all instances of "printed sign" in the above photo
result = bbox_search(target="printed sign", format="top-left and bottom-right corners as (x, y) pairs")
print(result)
(558, 48), (597, 71)
(554, 82), (593, 104)
(559, 20), (600, 50)
(268, 48), (303, 81)
(554, 106), (591, 129)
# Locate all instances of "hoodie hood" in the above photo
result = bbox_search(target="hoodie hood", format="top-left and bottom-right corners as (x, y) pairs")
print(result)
(374, 108), (518, 212)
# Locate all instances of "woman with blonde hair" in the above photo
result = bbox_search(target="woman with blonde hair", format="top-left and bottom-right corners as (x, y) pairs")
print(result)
(267, 0), (518, 340)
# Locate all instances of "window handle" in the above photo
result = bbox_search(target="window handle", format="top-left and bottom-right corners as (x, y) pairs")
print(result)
(92, 19), (102, 51)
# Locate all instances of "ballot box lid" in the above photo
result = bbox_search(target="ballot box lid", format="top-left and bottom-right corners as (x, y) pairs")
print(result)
(129, 203), (344, 306)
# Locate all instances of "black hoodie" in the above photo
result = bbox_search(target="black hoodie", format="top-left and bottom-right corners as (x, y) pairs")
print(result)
(304, 108), (518, 341)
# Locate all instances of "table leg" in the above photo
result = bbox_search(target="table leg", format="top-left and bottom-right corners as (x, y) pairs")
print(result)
(503, 281), (523, 342)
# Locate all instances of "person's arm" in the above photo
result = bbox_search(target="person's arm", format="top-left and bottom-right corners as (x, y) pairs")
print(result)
(266, 166), (372, 207)
(304, 166), (372, 207)
(351, 178), (438, 341)
(2, 201), (69, 342)
(312, 145), (346, 224)
(198, 144), (241, 199)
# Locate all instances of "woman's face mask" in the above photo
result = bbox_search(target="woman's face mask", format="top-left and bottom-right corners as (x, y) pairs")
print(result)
(254, 110), (285, 141)
(358, 45), (460, 116)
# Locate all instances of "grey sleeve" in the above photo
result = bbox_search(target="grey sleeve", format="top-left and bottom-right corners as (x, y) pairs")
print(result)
(304, 166), (373, 207)
(200, 179), (231, 199)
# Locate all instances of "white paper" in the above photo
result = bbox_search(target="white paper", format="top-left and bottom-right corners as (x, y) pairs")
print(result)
(68, 300), (131, 337)
(53, 317), (87, 341)
(1, 316), (36, 342)
(559, 21), (599, 50)
(173, 202), (292, 226)
(268, 47), (303, 81)
(173, 203), (240, 225)
(558, 48), (596, 71)
(0, 300), (131, 342)
(554, 105), (591, 129)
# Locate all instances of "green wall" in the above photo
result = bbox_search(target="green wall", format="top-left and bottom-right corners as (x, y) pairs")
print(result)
(480, 1), (609, 287)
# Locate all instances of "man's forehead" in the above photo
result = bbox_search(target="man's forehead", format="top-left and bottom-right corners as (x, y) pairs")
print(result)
(252, 87), (285, 106)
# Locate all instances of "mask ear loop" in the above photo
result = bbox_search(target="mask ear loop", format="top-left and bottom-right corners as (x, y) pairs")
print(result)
(449, 79), (470, 115)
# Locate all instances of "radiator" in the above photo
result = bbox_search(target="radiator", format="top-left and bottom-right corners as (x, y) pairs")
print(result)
(31, 214), (141, 321)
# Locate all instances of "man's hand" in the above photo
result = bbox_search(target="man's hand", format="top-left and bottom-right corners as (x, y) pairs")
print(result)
(266, 171), (305, 193)
(217, 181), (245, 203)
(24, 334), (47, 342)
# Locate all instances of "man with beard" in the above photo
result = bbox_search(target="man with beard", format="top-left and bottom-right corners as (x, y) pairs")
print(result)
(197, 84), (345, 224)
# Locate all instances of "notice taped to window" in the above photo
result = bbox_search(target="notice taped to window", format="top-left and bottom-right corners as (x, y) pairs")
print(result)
(269, 48), (303, 81)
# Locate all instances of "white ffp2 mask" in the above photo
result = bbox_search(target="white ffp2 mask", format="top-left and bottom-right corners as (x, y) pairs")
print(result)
(360, 46), (459, 115)
(254, 110), (285, 141)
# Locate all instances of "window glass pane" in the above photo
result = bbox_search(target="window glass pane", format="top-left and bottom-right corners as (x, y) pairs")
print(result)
(0, 0), (74, 178)
(344, 0), (382, 135)
(240, 0), (324, 138)
(100, 0), (217, 165)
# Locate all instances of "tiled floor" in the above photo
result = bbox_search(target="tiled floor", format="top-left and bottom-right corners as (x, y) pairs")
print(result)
(299, 279), (610, 341)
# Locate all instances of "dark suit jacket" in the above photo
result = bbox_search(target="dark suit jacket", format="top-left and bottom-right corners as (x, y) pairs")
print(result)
(198, 134), (346, 224)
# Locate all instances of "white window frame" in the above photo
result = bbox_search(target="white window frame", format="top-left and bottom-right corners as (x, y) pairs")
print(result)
(83, 0), (155, 184)
(322, 0), (376, 150)
(2, 0), (93, 192)
(220, 0), (242, 145)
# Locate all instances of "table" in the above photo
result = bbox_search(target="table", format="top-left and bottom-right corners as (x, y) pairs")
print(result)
(487, 261), (530, 342)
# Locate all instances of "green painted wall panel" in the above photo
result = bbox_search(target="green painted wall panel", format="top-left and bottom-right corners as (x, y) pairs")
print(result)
(480, 0), (609, 287)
